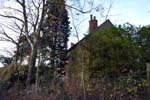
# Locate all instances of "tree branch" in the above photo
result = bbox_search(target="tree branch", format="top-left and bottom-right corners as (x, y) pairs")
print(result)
(37, 0), (46, 34)
(0, 14), (24, 23)
(16, 0), (23, 6)
(19, 0), (34, 48)
(2, 7), (23, 14)
(0, 26), (17, 44)
(105, 1), (114, 20)
(0, 22), (19, 34)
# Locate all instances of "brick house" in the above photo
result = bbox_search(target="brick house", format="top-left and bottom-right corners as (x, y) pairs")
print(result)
(65, 14), (150, 87)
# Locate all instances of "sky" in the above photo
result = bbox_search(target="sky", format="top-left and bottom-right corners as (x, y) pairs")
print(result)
(68, 0), (150, 45)
(0, 0), (150, 67)
(109, 0), (150, 25)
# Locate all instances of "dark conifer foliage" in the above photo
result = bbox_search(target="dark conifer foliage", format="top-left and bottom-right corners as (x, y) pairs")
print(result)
(42, 0), (70, 72)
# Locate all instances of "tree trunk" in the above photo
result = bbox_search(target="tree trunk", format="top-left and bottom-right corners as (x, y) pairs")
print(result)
(35, 50), (41, 92)
(27, 44), (37, 85)
(15, 44), (19, 67)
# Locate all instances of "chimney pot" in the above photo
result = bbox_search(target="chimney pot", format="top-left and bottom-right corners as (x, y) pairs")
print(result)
(89, 15), (98, 33)
(90, 14), (93, 20)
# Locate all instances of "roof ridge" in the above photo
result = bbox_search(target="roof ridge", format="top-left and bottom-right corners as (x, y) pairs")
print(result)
(67, 19), (113, 52)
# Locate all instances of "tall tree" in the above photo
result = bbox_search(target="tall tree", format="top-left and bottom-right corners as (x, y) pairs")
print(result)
(42, 0), (70, 77)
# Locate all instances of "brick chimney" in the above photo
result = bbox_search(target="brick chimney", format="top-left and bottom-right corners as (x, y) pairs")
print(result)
(89, 15), (98, 33)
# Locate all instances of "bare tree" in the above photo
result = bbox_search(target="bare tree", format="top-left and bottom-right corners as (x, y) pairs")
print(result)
(0, 0), (47, 86)
(17, 0), (46, 85)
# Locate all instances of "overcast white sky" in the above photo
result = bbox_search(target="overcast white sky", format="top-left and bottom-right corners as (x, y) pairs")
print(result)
(68, 0), (150, 44)
(0, 0), (150, 67)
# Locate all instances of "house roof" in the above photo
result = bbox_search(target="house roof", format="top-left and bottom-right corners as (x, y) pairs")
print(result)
(67, 19), (113, 53)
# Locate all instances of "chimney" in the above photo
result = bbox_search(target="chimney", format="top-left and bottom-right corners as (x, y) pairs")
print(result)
(89, 15), (98, 33)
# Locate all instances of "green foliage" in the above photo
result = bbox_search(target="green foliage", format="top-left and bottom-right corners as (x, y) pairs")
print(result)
(38, 65), (55, 84)
(113, 76), (150, 99)
(0, 64), (27, 92)
(86, 73), (149, 99)
(86, 26), (141, 77)
(37, 65), (55, 94)
(136, 26), (150, 62)
(0, 64), (34, 86)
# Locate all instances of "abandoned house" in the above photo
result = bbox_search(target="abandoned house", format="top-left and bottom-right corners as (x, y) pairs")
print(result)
(65, 14), (150, 90)
(65, 15), (115, 87)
